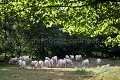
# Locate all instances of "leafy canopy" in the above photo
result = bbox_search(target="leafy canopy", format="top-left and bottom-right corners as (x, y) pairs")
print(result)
(0, 0), (120, 46)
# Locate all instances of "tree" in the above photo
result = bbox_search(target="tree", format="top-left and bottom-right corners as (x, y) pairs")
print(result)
(0, 0), (120, 60)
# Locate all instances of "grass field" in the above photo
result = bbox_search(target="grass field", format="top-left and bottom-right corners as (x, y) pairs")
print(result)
(0, 58), (120, 80)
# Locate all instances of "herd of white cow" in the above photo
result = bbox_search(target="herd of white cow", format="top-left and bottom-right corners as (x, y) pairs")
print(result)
(9, 55), (110, 69)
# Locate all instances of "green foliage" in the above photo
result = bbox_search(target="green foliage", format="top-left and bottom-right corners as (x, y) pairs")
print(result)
(0, 0), (120, 59)
(1, 0), (120, 43)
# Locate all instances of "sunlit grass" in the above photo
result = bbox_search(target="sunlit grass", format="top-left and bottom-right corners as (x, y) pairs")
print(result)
(71, 68), (95, 76)
(68, 67), (120, 80)
(0, 61), (120, 80)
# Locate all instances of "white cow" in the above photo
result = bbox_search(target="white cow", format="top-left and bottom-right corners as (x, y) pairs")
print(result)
(19, 56), (30, 62)
(38, 60), (44, 68)
(31, 60), (38, 69)
(96, 58), (101, 67)
(18, 59), (23, 67)
(57, 59), (66, 68)
(9, 57), (18, 64)
(44, 60), (51, 68)
(70, 55), (74, 60)
(45, 57), (50, 60)
(65, 55), (70, 59)
(49, 59), (54, 68)
(101, 64), (110, 68)
(75, 55), (82, 61)
(51, 56), (58, 64)
(64, 58), (73, 67)
(81, 59), (89, 68)
(21, 61), (26, 68)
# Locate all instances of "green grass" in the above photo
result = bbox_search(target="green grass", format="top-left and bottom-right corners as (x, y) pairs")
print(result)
(69, 67), (120, 80)
(0, 60), (120, 80)
(71, 68), (95, 76)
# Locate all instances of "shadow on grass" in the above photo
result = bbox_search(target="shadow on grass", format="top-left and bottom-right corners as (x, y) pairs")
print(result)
(0, 62), (19, 70)
(0, 64), (97, 80)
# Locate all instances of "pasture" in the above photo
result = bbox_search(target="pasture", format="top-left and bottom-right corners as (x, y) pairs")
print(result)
(0, 58), (120, 80)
